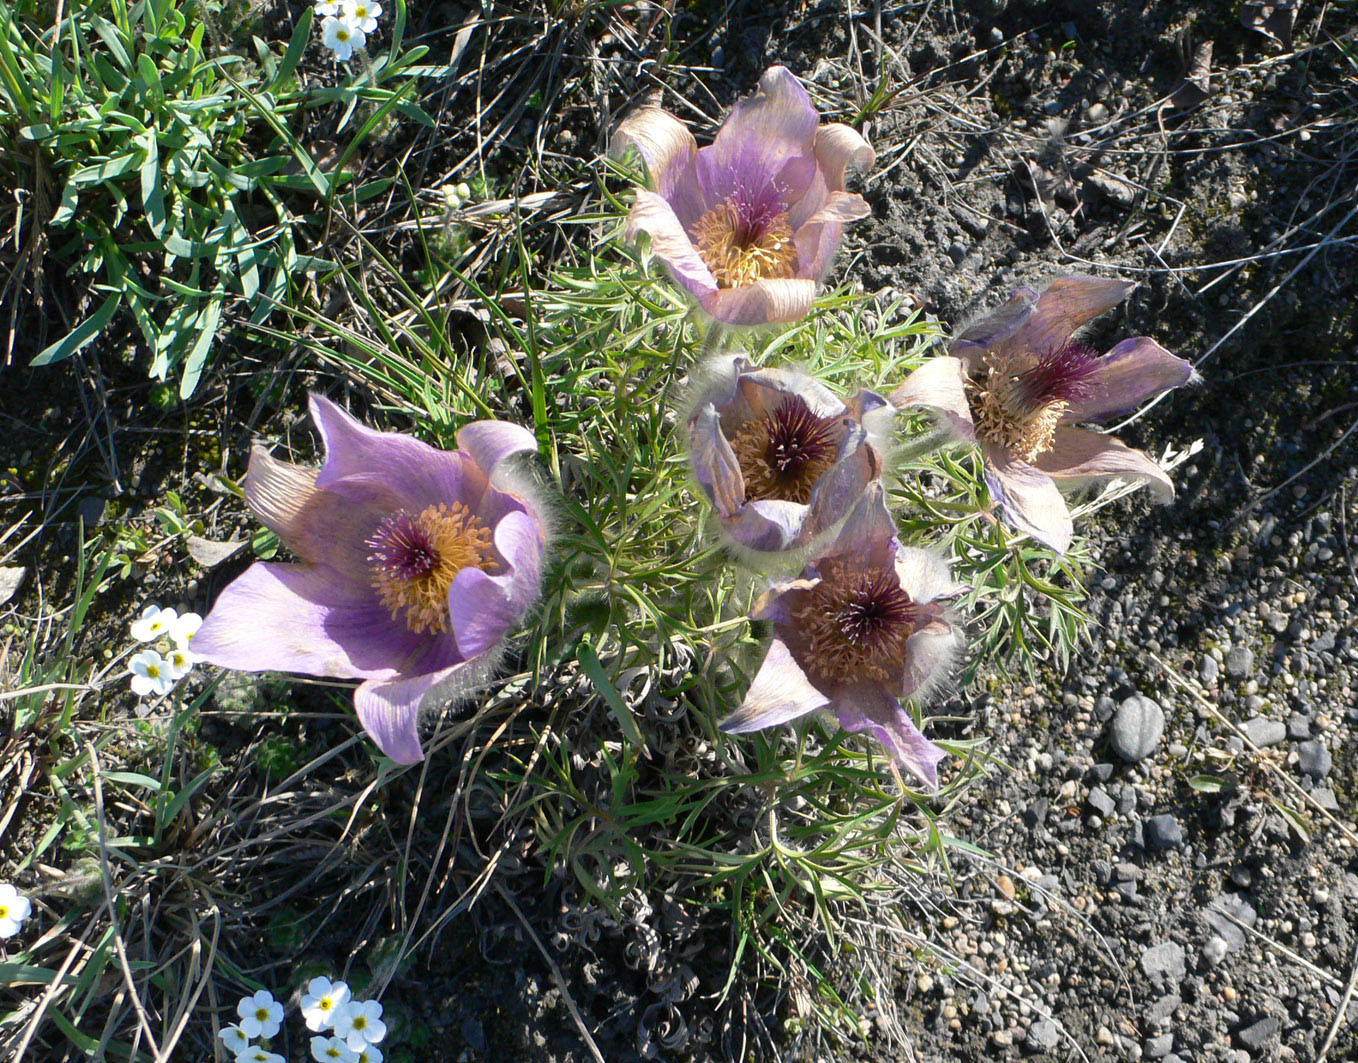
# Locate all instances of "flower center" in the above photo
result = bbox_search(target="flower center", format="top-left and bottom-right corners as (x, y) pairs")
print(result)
(368, 503), (496, 634)
(0, 904), (9, 918)
(794, 562), (921, 685)
(691, 197), (799, 288)
(728, 397), (841, 504)
(967, 343), (1101, 462)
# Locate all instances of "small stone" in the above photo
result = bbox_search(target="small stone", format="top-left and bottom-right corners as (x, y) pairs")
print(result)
(1145, 814), (1184, 850)
(1297, 740), (1332, 779)
(992, 1029), (1014, 1047)
(1202, 936), (1229, 966)
(1235, 1015), (1280, 1050)
(947, 242), (968, 265)
(1224, 646), (1255, 679)
(1089, 786), (1117, 817)
(1087, 101), (1109, 122)
(1092, 762), (1116, 782)
(1200, 656), (1220, 684)
(1026, 1019), (1059, 1051)
(1111, 695), (1165, 763)
(1241, 717), (1286, 747)
(1205, 894), (1256, 950)
(1141, 941), (1187, 982)
(1146, 1034), (1174, 1058)
(1287, 716), (1311, 740)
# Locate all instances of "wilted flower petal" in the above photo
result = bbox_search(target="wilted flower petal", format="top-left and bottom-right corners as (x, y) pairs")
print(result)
(612, 66), (875, 326)
(195, 396), (548, 763)
(720, 486), (962, 788)
(890, 276), (1196, 552)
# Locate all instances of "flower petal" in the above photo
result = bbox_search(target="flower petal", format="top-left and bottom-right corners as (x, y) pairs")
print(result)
(309, 394), (475, 513)
(609, 107), (705, 228)
(449, 510), (544, 658)
(1018, 275), (1133, 357)
(456, 420), (538, 479)
(697, 278), (817, 326)
(626, 189), (719, 300)
(696, 66), (819, 210)
(1036, 426), (1175, 502)
(719, 638), (830, 734)
(688, 403), (747, 517)
(816, 482), (899, 570)
(793, 191), (871, 281)
(898, 611), (961, 700)
(193, 562), (427, 679)
(831, 683), (947, 790)
(1062, 337), (1196, 424)
(721, 499), (807, 553)
(801, 421), (880, 544)
(982, 443), (1073, 553)
(814, 123), (875, 193)
(354, 650), (482, 765)
(888, 356), (976, 442)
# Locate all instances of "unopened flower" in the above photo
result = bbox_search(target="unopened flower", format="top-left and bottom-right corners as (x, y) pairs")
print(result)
(342, 0), (380, 32)
(236, 990), (284, 1040)
(301, 976), (352, 1032)
(312, 1035), (359, 1063)
(219, 1025), (252, 1055)
(0, 883), (32, 938)
(193, 396), (547, 764)
(321, 15), (365, 60)
(333, 999), (386, 1049)
(890, 276), (1196, 553)
(131, 604), (177, 642)
(721, 485), (962, 789)
(129, 650), (176, 698)
(611, 66), (874, 326)
(687, 356), (891, 553)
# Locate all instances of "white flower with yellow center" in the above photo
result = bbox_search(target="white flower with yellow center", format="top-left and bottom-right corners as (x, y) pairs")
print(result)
(164, 644), (199, 681)
(311, 1035), (358, 1063)
(218, 1024), (252, 1055)
(0, 883), (33, 938)
(333, 999), (386, 1049)
(169, 610), (202, 648)
(342, 0), (380, 33)
(129, 650), (175, 698)
(236, 989), (284, 1039)
(320, 15), (365, 61)
(301, 976), (351, 1031)
(354, 1045), (383, 1063)
(130, 604), (177, 642)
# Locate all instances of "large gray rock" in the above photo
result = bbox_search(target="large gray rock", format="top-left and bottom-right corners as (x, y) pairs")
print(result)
(1111, 695), (1165, 763)
(1241, 717), (1286, 747)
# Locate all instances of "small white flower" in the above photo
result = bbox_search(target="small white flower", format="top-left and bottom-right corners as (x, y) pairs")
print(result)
(301, 977), (351, 1032)
(163, 644), (199, 680)
(218, 1025), (252, 1055)
(236, 989), (284, 1040)
(169, 611), (202, 648)
(316, 0), (342, 13)
(321, 15), (365, 60)
(129, 650), (176, 698)
(354, 1045), (383, 1063)
(341, 0), (380, 32)
(237, 1049), (285, 1063)
(0, 883), (33, 938)
(131, 604), (177, 642)
(334, 999), (386, 1048)
(311, 1035), (359, 1063)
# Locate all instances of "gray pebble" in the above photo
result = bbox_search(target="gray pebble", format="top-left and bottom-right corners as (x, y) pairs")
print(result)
(1146, 1034), (1174, 1058)
(1287, 715), (1311, 740)
(1241, 717), (1286, 747)
(1145, 814), (1183, 850)
(1224, 646), (1255, 679)
(1202, 936), (1229, 966)
(1141, 941), (1187, 982)
(947, 242), (968, 265)
(1026, 1019), (1059, 1051)
(1204, 894), (1256, 950)
(1200, 655), (1219, 684)
(1087, 101), (1109, 122)
(1111, 695), (1165, 763)
(1089, 786), (1116, 817)
(1235, 1015), (1280, 1050)
(1297, 740), (1332, 779)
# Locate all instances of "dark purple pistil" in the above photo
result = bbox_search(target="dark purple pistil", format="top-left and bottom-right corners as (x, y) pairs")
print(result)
(765, 397), (839, 479)
(834, 570), (919, 650)
(368, 512), (438, 581)
(1004, 342), (1102, 417)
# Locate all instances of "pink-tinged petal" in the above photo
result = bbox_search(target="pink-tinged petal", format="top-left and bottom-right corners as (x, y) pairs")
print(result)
(354, 646), (485, 764)
(449, 511), (543, 658)
(722, 499), (807, 553)
(719, 638), (830, 734)
(1062, 337), (1196, 424)
(897, 613), (961, 700)
(951, 286), (1039, 368)
(831, 683), (947, 790)
(801, 423), (880, 544)
(1036, 426), (1175, 502)
(813, 123), (875, 193)
(309, 394), (476, 512)
(817, 483), (899, 570)
(793, 191), (871, 280)
(456, 419), (537, 478)
(688, 404), (746, 517)
(697, 278), (817, 326)
(696, 66), (819, 210)
(733, 367), (846, 422)
(750, 581), (818, 627)
(244, 446), (383, 583)
(893, 547), (967, 606)
(194, 562), (427, 679)
(982, 443), (1073, 553)
(888, 357), (976, 442)
(1018, 276), (1133, 357)
(626, 189), (719, 300)
(609, 107), (705, 228)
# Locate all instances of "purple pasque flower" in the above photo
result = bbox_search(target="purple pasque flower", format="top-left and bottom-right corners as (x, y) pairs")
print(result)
(687, 355), (893, 554)
(610, 66), (875, 326)
(890, 275), (1196, 554)
(720, 484), (963, 789)
(193, 395), (546, 764)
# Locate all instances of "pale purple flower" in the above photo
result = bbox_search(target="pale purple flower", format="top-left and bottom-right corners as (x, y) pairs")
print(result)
(890, 275), (1196, 553)
(687, 356), (892, 554)
(610, 66), (875, 326)
(720, 485), (963, 789)
(194, 395), (547, 764)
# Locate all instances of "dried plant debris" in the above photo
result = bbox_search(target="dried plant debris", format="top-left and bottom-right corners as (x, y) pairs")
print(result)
(1170, 41), (1214, 111)
(1242, 2), (1300, 49)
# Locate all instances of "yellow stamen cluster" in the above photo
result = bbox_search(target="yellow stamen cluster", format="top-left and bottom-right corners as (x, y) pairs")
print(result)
(968, 360), (1067, 463)
(793, 561), (919, 685)
(371, 503), (496, 634)
(691, 198), (799, 288)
